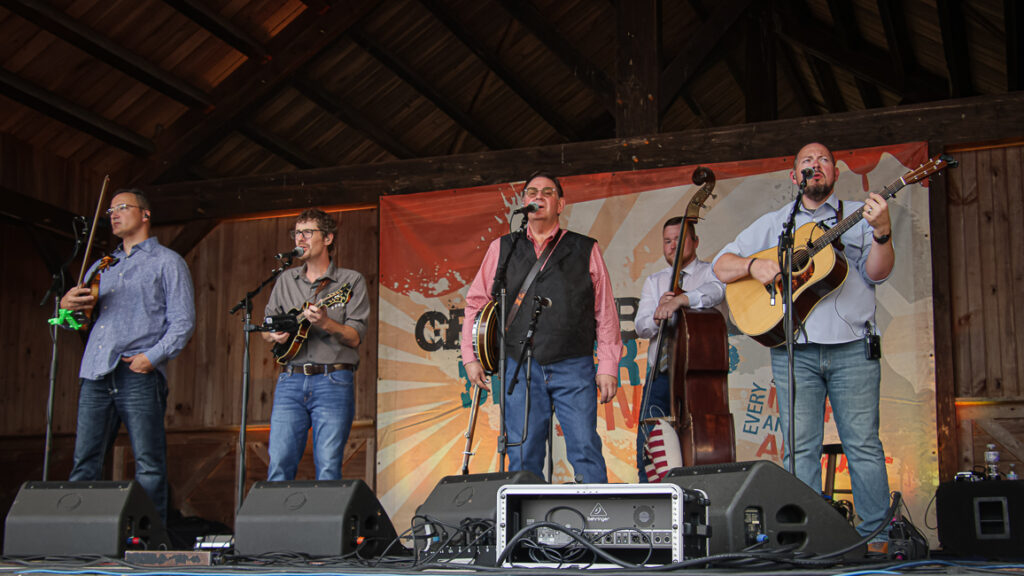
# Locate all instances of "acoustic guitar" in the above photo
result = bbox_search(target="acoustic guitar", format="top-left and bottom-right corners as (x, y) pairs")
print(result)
(725, 154), (956, 347)
(271, 283), (352, 365)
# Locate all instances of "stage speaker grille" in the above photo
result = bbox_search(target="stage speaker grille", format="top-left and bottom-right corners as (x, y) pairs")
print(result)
(234, 479), (397, 558)
(937, 480), (1024, 559)
(664, 460), (864, 557)
(3, 481), (170, 558)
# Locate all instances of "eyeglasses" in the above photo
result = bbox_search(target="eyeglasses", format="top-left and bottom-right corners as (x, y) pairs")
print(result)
(524, 186), (557, 198)
(288, 229), (325, 240)
(105, 203), (141, 215)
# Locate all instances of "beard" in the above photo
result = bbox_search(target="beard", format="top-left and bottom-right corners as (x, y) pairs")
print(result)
(804, 179), (834, 202)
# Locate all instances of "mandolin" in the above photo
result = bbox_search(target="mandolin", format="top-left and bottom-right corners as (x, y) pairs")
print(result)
(270, 283), (352, 365)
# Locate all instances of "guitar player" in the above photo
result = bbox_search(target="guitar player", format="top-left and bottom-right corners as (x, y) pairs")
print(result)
(262, 208), (369, 481)
(712, 143), (895, 548)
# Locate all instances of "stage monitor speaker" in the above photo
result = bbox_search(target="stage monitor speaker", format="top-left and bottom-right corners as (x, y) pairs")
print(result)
(412, 470), (544, 564)
(936, 480), (1024, 559)
(234, 479), (397, 558)
(664, 460), (864, 558)
(3, 481), (170, 558)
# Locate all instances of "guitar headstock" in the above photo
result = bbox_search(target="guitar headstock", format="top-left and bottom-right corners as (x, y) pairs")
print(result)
(903, 154), (957, 186)
(321, 283), (353, 309)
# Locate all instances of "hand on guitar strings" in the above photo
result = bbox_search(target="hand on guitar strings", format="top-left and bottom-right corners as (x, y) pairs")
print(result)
(301, 304), (329, 328)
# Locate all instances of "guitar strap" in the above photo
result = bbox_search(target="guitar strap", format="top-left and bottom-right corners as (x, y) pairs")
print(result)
(505, 228), (563, 331)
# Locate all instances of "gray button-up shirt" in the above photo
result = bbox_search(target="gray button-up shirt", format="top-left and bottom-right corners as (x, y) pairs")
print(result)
(265, 262), (368, 367)
(80, 236), (196, 380)
(712, 193), (888, 344)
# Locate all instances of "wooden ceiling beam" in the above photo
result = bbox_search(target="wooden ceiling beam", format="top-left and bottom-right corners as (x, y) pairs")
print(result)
(660, 0), (754, 116)
(144, 92), (1024, 223)
(807, 55), (846, 113)
(1006, 0), (1022, 91)
(495, 0), (616, 113)
(936, 0), (973, 98)
(161, 0), (270, 61)
(775, 13), (947, 99)
(167, 219), (219, 257)
(126, 0), (381, 186)
(615, 0), (660, 137)
(826, 0), (884, 109)
(4, 0), (212, 109)
(293, 76), (418, 160)
(419, 0), (582, 142)
(238, 122), (325, 169)
(743, 2), (776, 123)
(0, 68), (154, 156)
(349, 29), (507, 151)
(0, 184), (85, 241)
(877, 0), (915, 79)
(777, 38), (818, 117)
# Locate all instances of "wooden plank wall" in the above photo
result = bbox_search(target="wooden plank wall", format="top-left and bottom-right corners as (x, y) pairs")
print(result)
(945, 143), (1024, 478)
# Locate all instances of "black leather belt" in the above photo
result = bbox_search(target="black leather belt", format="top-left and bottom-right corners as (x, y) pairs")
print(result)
(283, 363), (354, 375)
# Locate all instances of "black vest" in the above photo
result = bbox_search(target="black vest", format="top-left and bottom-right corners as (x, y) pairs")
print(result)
(496, 230), (597, 365)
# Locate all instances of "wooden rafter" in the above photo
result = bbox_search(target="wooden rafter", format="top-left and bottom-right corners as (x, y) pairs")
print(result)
(125, 0), (382, 186)
(1007, 0), (1022, 91)
(348, 28), (507, 151)
(293, 76), (418, 160)
(495, 0), (615, 113)
(160, 0), (270, 61)
(418, 0), (582, 141)
(877, 0), (915, 79)
(807, 56), (846, 113)
(615, 0), (660, 137)
(660, 0), (753, 116)
(777, 38), (818, 117)
(826, 0), (884, 109)
(238, 122), (325, 170)
(936, 0), (973, 98)
(0, 68), (154, 156)
(4, 0), (212, 109)
(743, 2), (776, 122)
(144, 92), (1024, 223)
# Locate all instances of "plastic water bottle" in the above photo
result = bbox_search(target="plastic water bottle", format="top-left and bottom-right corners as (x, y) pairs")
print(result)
(984, 444), (1001, 480)
(1008, 463), (1019, 481)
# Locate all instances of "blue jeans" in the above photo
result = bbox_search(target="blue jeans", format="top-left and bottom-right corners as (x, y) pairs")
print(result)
(504, 355), (607, 483)
(268, 369), (355, 481)
(636, 371), (671, 482)
(770, 341), (890, 537)
(70, 362), (169, 522)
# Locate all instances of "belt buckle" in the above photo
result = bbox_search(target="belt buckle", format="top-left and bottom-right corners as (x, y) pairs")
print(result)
(301, 363), (317, 376)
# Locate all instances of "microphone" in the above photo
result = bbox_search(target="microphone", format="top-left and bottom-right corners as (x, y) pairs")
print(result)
(800, 168), (815, 188)
(512, 202), (540, 215)
(275, 246), (305, 259)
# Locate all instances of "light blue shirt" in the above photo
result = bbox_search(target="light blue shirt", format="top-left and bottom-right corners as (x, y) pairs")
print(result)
(636, 258), (725, 369)
(712, 194), (887, 344)
(79, 237), (196, 380)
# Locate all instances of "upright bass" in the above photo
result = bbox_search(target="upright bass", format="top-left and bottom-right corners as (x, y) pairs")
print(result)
(648, 167), (736, 466)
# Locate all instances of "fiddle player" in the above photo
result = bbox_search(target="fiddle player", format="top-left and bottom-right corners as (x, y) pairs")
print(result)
(712, 142), (893, 547)
(634, 217), (724, 482)
(60, 189), (195, 522)
(461, 173), (622, 483)
(261, 208), (369, 481)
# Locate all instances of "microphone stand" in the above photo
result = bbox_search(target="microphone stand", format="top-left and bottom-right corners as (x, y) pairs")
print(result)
(506, 297), (549, 478)
(40, 217), (87, 480)
(778, 173), (810, 478)
(229, 255), (294, 514)
(491, 217), (529, 472)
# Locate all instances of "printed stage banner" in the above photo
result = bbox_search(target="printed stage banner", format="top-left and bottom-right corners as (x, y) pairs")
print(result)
(377, 142), (938, 544)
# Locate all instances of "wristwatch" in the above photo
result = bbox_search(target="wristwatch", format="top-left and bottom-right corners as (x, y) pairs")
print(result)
(873, 232), (891, 245)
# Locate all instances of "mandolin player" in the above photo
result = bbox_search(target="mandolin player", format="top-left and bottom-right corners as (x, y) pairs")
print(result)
(712, 142), (894, 549)
(262, 208), (369, 481)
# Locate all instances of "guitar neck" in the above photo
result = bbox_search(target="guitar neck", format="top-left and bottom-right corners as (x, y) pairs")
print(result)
(807, 178), (906, 256)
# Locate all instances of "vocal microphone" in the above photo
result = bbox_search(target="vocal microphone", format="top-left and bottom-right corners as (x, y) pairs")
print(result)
(800, 168), (815, 187)
(275, 246), (305, 259)
(512, 202), (540, 215)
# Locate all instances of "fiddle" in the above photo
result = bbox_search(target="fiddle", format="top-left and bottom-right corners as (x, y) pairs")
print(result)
(50, 176), (112, 331)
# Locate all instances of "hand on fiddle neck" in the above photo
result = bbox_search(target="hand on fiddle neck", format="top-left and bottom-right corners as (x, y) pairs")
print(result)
(60, 286), (96, 311)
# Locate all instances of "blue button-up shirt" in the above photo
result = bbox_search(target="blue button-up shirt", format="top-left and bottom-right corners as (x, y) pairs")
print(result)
(79, 236), (196, 380)
(712, 194), (888, 344)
